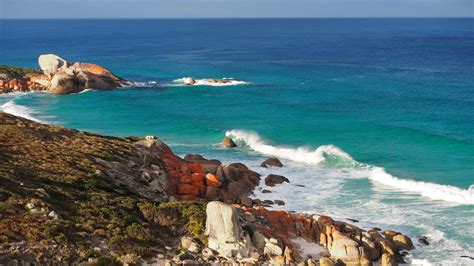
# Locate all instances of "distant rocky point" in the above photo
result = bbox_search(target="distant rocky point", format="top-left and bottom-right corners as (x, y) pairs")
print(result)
(0, 54), (127, 94)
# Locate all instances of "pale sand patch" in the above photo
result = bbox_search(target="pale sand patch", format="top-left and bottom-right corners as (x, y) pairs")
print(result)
(291, 237), (329, 260)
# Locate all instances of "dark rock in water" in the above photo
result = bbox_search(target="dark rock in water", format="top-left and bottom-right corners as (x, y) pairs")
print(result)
(262, 189), (272, 193)
(373, 227), (381, 231)
(260, 157), (283, 168)
(252, 199), (262, 205)
(274, 200), (285, 206)
(460, 255), (474, 260)
(222, 137), (237, 148)
(264, 174), (289, 187)
(346, 218), (359, 223)
(418, 236), (429, 246)
(401, 251), (409, 256)
(293, 184), (306, 187)
(262, 200), (274, 205)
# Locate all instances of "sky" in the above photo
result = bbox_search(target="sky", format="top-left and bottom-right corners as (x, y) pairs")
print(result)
(1, 0), (473, 18)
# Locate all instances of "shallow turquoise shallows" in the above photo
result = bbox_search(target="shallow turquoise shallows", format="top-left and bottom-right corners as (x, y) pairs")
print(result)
(1, 18), (473, 264)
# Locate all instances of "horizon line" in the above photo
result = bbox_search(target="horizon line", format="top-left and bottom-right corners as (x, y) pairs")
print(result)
(1, 16), (473, 20)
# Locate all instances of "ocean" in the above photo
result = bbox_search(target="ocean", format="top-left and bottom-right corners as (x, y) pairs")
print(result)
(1, 18), (473, 264)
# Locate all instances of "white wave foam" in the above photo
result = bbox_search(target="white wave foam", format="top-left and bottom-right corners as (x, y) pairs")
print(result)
(225, 129), (474, 205)
(370, 167), (474, 205)
(225, 129), (354, 165)
(122, 80), (157, 88)
(0, 100), (44, 123)
(173, 77), (250, 87)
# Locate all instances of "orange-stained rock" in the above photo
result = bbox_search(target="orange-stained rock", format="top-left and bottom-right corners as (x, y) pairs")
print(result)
(205, 173), (222, 187)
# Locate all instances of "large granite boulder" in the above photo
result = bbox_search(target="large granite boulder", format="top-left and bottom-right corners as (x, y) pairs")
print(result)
(329, 238), (370, 265)
(38, 54), (68, 75)
(205, 201), (252, 258)
(49, 71), (83, 94)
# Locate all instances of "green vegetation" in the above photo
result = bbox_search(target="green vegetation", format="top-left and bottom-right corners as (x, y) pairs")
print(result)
(0, 112), (209, 263)
(0, 65), (39, 79)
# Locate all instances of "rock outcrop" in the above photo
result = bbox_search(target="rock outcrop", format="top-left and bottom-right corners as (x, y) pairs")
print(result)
(0, 112), (416, 265)
(1, 54), (126, 94)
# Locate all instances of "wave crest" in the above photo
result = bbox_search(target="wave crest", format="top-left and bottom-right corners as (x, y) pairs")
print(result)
(0, 100), (44, 123)
(225, 129), (356, 166)
(173, 77), (250, 87)
(225, 129), (474, 205)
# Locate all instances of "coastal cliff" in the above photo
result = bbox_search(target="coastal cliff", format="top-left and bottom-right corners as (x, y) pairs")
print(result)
(0, 55), (126, 94)
(0, 112), (414, 265)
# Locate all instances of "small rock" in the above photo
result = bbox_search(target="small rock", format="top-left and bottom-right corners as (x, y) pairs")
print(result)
(180, 236), (201, 253)
(145, 135), (157, 140)
(262, 200), (274, 205)
(26, 203), (35, 210)
(240, 196), (253, 207)
(274, 200), (285, 206)
(48, 211), (61, 220)
(307, 258), (317, 266)
(222, 137), (237, 148)
(262, 189), (272, 193)
(183, 77), (196, 85)
(418, 236), (430, 246)
(460, 255), (474, 260)
(264, 174), (289, 187)
(346, 218), (358, 223)
(260, 157), (283, 168)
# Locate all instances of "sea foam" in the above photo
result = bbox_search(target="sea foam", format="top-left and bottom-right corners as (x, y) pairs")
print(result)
(173, 77), (250, 87)
(0, 99), (44, 123)
(225, 129), (474, 205)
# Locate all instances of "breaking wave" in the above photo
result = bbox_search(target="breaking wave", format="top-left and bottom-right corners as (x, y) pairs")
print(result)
(0, 99), (45, 123)
(225, 129), (474, 205)
(172, 77), (250, 87)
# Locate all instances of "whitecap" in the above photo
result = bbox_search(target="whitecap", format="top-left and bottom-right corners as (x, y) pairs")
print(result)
(172, 77), (250, 87)
(225, 129), (474, 205)
(0, 99), (45, 123)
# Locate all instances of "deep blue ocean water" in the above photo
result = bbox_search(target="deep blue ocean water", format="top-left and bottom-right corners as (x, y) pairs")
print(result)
(1, 18), (473, 264)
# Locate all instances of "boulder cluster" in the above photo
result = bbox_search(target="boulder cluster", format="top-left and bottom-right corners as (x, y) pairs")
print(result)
(0, 113), (418, 265)
(136, 138), (261, 203)
(0, 54), (126, 94)
(167, 201), (415, 265)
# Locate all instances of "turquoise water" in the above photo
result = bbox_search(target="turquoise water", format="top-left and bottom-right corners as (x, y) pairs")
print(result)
(1, 18), (473, 264)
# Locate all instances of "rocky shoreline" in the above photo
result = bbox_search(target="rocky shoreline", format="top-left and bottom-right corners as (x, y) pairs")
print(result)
(0, 112), (416, 265)
(0, 54), (126, 94)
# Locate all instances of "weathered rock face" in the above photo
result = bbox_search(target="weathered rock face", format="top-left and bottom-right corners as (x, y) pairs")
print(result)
(1, 54), (126, 94)
(205, 201), (252, 257)
(49, 71), (83, 94)
(38, 54), (68, 74)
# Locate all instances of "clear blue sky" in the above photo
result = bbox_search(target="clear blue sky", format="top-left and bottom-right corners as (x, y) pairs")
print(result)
(1, 0), (472, 18)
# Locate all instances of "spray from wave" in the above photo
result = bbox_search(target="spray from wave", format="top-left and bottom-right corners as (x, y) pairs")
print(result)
(225, 129), (474, 205)
(172, 77), (250, 87)
(0, 99), (45, 123)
